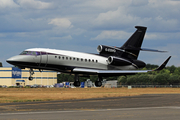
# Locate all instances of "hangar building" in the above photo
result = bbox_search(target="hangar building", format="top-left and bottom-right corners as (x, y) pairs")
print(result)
(0, 67), (57, 86)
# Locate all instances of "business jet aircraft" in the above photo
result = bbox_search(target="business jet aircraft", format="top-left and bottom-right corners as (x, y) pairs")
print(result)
(6, 26), (171, 87)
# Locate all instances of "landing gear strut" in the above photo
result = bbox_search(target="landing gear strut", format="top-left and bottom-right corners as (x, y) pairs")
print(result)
(95, 75), (102, 87)
(73, 74), (80, 87)
(29, 68), (34, 81)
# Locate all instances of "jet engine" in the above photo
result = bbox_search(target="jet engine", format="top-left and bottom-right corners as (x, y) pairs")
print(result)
(107, 56), (132, 66)
(97, 45), (116, 54)
(133, 59), (146, 68)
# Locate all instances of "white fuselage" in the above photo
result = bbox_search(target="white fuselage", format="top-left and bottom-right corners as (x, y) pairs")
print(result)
(7, 48), (137, 74)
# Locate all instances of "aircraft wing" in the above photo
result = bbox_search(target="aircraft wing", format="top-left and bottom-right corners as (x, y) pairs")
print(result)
(73, 56), (171, 75)
(73, 68), (150, 74)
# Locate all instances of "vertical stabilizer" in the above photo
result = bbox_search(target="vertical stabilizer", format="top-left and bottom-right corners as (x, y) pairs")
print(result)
(120, 26), (147, 59)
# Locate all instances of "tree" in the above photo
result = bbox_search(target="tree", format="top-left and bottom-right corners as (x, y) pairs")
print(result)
(159, 69), (170, 74)
(174, 67), (180, 75)
(118, 76), (127, 84)
(127, 76), (138, 85)
(146, 64), (158, 69)
(138, 74), (151, 84)
(57, 74), (74, 83)
(105, 76), (118, 80)
(90, 76), (98, 82)
(153, 73), (170, 85)
(167, 65), (176, 73)
(0, 62), (2, 67)
(169, 75), (180, 85)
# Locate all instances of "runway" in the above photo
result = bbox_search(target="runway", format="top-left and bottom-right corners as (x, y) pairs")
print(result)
(1, 94), (180, 120)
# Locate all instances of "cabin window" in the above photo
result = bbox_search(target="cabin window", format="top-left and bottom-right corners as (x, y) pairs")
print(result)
(70, 57), (72, 60)
(92, 59), (94, 62)
(32, 52), (36, 55)
(85, 59), (87, 62)
(96, 60), (98, 63)
(20, 51), (40, 55)
(62, 57), (64, 59)
(81, 58), (83, 61)
(66, 57), (68, 60)
(55, 56), (57, 58)
(59, 56), (61, 59)
(27, 51), (33, 55)
(77, 58), (79, 61)
(73, 58), (75, 60)
(89, 59), (91, 62)
(20, 51), (28, 55)
(35, 52), (40, 55)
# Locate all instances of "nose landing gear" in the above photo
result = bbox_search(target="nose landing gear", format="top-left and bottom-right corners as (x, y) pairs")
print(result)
(73, 74), (80, 87)
(29, 68), (34, 81)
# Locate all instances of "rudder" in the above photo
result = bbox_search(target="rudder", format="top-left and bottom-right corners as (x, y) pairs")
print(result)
(120, 26), (147, 59)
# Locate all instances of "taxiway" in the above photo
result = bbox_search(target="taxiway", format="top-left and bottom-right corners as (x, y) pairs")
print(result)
(0, 94), (180, 119)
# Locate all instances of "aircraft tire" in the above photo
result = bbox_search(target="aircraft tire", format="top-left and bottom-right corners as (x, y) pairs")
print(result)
(74, 81), (80, 87)
(29, 77), (33, 81)
(95, 81), (102, 87)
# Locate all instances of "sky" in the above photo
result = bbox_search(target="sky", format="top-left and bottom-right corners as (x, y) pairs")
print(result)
(0, 0), (180, 67)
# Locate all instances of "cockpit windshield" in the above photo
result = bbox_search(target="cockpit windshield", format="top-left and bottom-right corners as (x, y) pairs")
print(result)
(20, 51), (40, 55)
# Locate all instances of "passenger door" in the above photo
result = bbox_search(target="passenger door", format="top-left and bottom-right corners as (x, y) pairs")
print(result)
(33, 51), (41, 66)
(39, 52), (48, 68)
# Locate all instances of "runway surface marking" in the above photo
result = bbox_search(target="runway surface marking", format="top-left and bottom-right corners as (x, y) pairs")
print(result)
(1, 106), (180, 116)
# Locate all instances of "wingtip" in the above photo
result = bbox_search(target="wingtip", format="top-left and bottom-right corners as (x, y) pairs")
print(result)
(154, 56), (171, 71)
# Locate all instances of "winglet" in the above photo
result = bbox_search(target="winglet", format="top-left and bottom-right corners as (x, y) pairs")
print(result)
(154, 56), (171, 71)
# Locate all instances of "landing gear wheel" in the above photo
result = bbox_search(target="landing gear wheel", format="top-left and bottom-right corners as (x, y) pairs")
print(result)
(29, 77), (33, 81)
(95, 81), (102, 87)
(73, 81), (80, 87)
(29, 68), (34, 81)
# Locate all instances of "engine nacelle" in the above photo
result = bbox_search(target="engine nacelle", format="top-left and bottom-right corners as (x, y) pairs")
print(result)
(107, 56), (132, 66)
(133, 60), (146, 68)
(97, 45), (116, 53)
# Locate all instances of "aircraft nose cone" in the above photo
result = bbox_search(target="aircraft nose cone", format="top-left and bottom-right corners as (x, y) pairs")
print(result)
(6, 57), (15, 65)
(6, 56), (20, 65)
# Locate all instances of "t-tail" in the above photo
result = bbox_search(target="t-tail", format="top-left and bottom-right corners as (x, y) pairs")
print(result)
(120, 26), (147, 59)
(97, 26), (166, 60)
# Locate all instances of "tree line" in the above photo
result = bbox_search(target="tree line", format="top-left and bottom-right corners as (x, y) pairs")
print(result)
(57, 64), (180, 85)
(118, 64), (180, 85)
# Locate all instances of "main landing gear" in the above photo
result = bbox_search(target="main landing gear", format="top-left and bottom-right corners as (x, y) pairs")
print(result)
(29, 68), (34, 81)
(73, 74), (103, 87)
(73, 74), (80, 87)
(95, 75), (102, 87)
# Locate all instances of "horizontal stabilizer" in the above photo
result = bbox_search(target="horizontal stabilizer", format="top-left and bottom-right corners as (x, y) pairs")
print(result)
(118, 47), (167, 52)
(141, 48), (167, 52)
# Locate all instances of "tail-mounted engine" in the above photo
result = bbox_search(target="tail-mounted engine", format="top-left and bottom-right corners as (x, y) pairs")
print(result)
(107, 56), (146, 68)
(97, 45), (118, 56)
(97, 45), (146, 68)
(107, 56), (132, 66)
